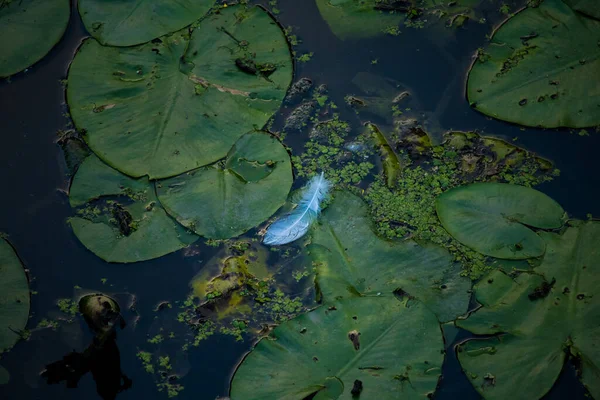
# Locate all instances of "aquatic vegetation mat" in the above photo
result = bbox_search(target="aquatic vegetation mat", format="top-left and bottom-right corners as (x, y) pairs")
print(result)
(0, 238), (30, 356)
(230, 296), (443, 399)
(69, 155), (197, 263)
(436, 183), (565, 259)
(365, 129), (558, 278)
(156, 131), (293, 240)
(67, 5), (292, 179)
(78, 0), (215, 46)
(311, 191), (471, 323)
(457, 221), (600, 399)
(467, 0), (600, 128)
(0, 0), (70, 77)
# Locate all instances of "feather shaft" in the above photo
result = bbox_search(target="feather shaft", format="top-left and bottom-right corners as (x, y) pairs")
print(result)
(263, 172), (330, 245)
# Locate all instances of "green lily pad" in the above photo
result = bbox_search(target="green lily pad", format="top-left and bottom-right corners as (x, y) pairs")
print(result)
(230, 296), (444, 399)
(436, 183), (564, 259)
(67, 5), (292, 179)
(456, 221), (600, 399)
(0, 0), (70, 77)
(311, 191), (471, 322)
(0, 238), (30, 354)
(156, 132), (292, 239)
(467, 0), (600, 128)
(78, 0), (215, 46)
(69, 155), (197, 263)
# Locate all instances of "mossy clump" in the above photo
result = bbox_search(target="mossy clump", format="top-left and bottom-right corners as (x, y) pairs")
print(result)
(177, 241), (310, 345)
(365, 129), (559, 279)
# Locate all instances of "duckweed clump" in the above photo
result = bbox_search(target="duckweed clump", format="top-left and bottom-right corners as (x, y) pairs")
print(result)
(365, 130), (559, 278)
(292, 115), (374, 186)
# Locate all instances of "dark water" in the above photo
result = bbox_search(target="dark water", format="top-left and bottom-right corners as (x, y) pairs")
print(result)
(0, 0), (598, 399)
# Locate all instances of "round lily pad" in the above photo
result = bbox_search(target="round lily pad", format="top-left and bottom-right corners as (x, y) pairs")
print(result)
(78, 0), (215, 46)
(436, 183), (564, 259)
(0, 238), (30, 354)
(67, 5), (292, 179)
(230, 296), (444, 399)
(311, 191), (471, 323)
(0, 0), (70, 77)
(157, 132), (292, 239)
(467, 0), (600, 128)
(457, 221), (600, 399)
(69, 155), (198, 263)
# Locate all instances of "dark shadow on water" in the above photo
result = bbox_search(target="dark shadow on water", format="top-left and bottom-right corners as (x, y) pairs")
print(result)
(42, 296), (131, 400)
(42, 330), (131, 400)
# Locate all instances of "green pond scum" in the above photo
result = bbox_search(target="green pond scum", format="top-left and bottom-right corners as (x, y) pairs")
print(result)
(1, 0), (599, 399)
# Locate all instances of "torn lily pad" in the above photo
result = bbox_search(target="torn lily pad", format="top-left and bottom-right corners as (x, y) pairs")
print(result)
(69, 155), (197, 263)
(230, 296), (444, 399)
(436, 183), (564, 259)
(67, 5), (292, 179)
(457, 221), (600, 399)
(0, 0), (70, 77)
(157, 132), (292, 239)
(467, 0), (600, 128)
(78, 0), (215, 46)
(0, 238), (30, 354)
(311, 191), (471, 323)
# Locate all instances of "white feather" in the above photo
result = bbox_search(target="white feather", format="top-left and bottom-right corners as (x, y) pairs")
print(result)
(263, 172), (331, 245)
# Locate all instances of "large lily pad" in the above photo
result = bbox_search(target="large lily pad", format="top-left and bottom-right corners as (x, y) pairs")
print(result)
(67, 5), (292, 179)
(157, 131), (292, 239)
(311, 191), (471, 322)
(0, 238), (30, 354)
(78, 0), (215, 46)
(467, 0), (600, 128)
(69, 155), (197, 263)
(230, 296), (444, 399)
(0, 0), (70, 77)
(436, 183), (564, 259)
(456, 221), (600, 399)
